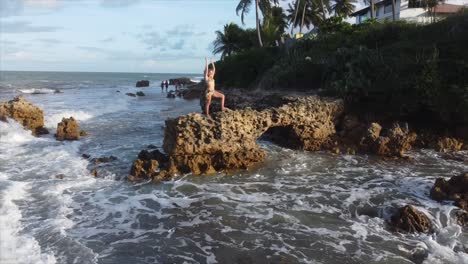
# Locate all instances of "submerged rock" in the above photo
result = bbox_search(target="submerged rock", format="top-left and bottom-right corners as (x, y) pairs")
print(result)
(390, 205), (433, 233)
(136, 80), (149, 87)
(0, 96), (49, 135)
(92, 156), (118, 164)
(430, 172), (468, 210)
(56, 117), (81, 141)
(136, 91), (145, 96)
(126, 93), (136, 97)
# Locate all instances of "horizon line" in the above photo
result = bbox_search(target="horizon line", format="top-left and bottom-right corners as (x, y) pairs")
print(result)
(0, 69), (201, 75)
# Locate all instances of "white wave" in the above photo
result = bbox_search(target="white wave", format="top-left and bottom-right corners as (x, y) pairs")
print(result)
(45, 111), (93, 129)
(18, 88), (60, 94)
(0, 173), (57, 264)
(0, 118), (38, 145)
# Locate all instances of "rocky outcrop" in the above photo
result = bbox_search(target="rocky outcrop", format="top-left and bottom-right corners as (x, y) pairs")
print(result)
(136, 91), (145, 96)
(169, 77), (196, 86)
(390, 205), (433, 233)
(56, 117), (83, 141)
(435, 137), (464, 152)
(128, 149), (171, 182)
(136, 80), (149, 87)
(360, 122), (417, 157)
(129, 96), (344, 181)
(0, 96), (49, 135)
(430, 172), (468, 211)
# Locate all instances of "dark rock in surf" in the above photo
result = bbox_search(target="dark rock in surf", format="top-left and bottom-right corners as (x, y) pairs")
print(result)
(167, 92), (176, 98)
(55, 174), (65, 179)
(126, 93), (136, 97)
(55, 117), (81, 141)
(136, 91), (145, 96)
(90, 169), (98, 177)
(82, 154), (91, 159)
(430, 172), (468, 211)
(92, 156), (118, 165)
(390, 205), (433, 233)
(0, 96), (49, 135)
(136, 80), (150, 87)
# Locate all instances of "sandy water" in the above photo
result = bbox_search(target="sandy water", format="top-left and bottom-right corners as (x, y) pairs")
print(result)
(0, 71), (467, 264)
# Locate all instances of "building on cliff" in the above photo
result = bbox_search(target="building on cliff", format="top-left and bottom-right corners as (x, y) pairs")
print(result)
(350, 0), (467, 24)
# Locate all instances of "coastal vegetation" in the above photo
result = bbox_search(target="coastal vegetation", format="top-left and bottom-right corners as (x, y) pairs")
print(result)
(212, 5), (468, 126)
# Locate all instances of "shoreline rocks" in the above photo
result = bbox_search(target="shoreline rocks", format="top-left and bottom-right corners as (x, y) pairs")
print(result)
(129, 96), (345, 181)
(55, 117), (84, 141)
(430, 172), (468, 210)
(0, 96), (49, 135)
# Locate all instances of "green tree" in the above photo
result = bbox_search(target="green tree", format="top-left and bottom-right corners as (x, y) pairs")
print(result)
(237, 0), (275, 47)
(287, 0), (324, 34)
(331, 0), (356, 18)
(213, 23), (246, 59)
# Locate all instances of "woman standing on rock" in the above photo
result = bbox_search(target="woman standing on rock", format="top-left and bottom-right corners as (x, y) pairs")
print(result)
(204, 57), (228, 116)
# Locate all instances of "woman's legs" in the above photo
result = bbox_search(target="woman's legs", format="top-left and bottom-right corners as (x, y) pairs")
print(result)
(205, 94), (212, 116)
(212, 91), (228, 111)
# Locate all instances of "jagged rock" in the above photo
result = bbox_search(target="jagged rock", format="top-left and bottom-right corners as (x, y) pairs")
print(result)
(130, 159), (159, 179)
(167, 92), (176, 98)
(147, 144), (158, 149)
(56, 117), (81, 141)
(82, 154), (91, 159)
(390, 205), (433, 233)
(92, 156), (118, 164)
(136, 91), (145, 96)
(160, 96), (344, 177)
(90, 169), (98, 177)
(129, 149), (170, 181)
(136, 80), (149, 87)
(430, 172), (468, 210)
(126, 93), (136, 97)
(455, 210), (468, 226)
(55, 174), (65, 179)
(360, 122), (417, 157)
(436, 137), (464, 152)
(0, 96), (49, 135)
(169, 77), (195, 86)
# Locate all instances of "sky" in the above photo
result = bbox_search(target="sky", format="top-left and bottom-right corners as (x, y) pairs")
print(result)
(0, 0), (360, 74)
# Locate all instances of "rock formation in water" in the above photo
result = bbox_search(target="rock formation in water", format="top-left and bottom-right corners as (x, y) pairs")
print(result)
(126, 93), (136, 97)
(129, 96), (344, 181)
(431, 172), (468, 210)
(55, 117), (83, 141)
(136, 80), (150, 87)
(136, 91), (145, 96)
(390, 205), (433, 233)
(0, 96), (49, 135)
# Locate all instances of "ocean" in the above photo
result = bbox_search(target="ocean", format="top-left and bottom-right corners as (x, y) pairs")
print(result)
(0, 71), (467, 264)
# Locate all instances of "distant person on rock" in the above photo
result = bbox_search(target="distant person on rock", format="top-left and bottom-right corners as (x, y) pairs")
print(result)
(204, 57), (229, 117)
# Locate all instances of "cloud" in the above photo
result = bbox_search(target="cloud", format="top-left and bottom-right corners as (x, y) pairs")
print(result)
(100, 37), (114, 42)
(0, 0), (24, 17)
(1, 21), (61, 33)
(36, 38), (62, 45)
(138, 31), (169, 50)
(77, 46), (107, 53)
(171, 39), (185, 50)
(100, 0), (140, 8)
(166, 24), (206, 38)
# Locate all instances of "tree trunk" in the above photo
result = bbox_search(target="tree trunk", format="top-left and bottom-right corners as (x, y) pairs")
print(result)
(320, 0), (326, 20)
(370, 0), (375, 19)
(300, 1), (307, 34)
(291, 0), (301, 36)
(256, 0), (263, 47)
(391, 0), (396, 21)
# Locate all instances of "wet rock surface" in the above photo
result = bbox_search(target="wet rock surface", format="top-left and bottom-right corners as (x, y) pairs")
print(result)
(136, 80), (149, 87)
(56, 117), (82, 141)
(390, 205), (433, 233)
(430, 172), (468, 211)
(0, 96), (49, 135)
(130, 96), (344, 181)
(136, 91), (145, 96)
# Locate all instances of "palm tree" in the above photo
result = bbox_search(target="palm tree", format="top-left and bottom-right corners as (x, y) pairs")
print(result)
(331, 0), (356, 18)
(287, 0), (324, 34)
(391, 0), (396, 21)
(267, 6), (288, 35)
(213, 23), (245, 59)
(237, 0), (274, 47)
(365, 0), (376, 19)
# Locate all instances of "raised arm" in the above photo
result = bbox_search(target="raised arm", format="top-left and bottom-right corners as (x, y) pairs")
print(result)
(210, 58), (216, 76)
(204, 57), (209, 80)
